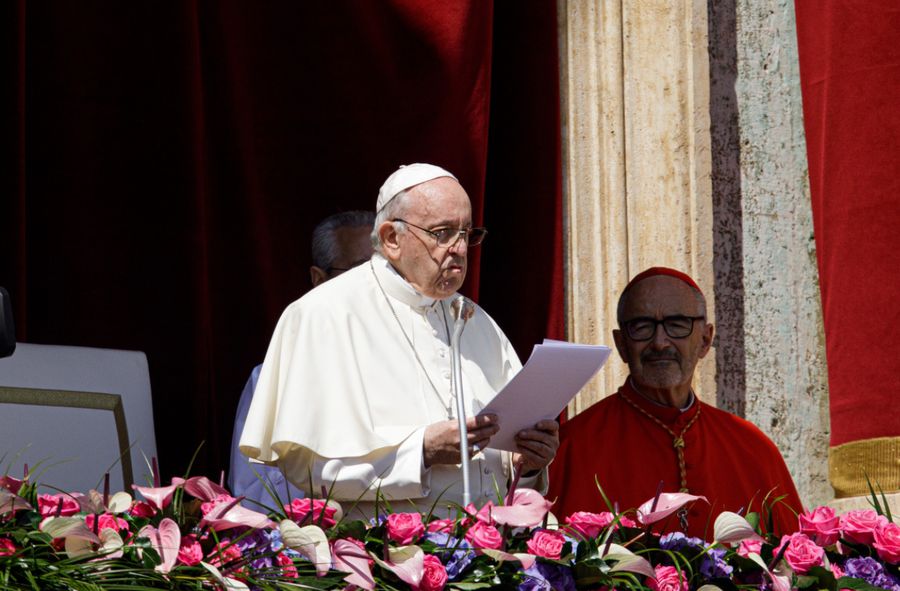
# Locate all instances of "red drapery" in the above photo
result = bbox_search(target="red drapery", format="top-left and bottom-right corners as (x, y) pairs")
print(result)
(1, 1), (563, 478)
(795, 1), (900, 450)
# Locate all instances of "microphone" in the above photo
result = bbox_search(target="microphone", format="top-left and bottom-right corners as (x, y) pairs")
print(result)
(449, 295), (475, 505)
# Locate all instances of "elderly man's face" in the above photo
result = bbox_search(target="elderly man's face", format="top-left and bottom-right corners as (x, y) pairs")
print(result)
(613, 276), (713, 392)
(387, 177), (472, 299)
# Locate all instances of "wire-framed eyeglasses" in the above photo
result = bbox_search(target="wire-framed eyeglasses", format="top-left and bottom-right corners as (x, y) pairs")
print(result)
(393, 218), (488, 247)
(621, 315), (705, 341)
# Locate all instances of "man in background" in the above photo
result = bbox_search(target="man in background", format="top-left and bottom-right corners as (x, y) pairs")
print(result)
(549, 267), (802, 538)
(229, 210), (375, 505)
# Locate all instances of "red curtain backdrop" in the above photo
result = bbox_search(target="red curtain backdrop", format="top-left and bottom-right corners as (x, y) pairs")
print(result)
(1, 1), (563, 479)
(795, 1), (900, 447)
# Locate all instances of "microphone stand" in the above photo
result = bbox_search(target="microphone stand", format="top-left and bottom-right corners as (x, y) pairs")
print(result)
(450, 295), (474, 506)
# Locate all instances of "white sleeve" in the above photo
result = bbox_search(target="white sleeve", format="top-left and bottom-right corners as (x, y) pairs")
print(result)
(279, 427), (431, 501)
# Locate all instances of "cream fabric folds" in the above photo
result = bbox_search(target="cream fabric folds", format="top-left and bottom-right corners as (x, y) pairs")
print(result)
(239, 254), (523, 510)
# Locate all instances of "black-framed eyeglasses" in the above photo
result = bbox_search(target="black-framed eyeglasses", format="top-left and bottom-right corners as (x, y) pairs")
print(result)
(392, 218), (488, 248)
(621, 315), (705, 341)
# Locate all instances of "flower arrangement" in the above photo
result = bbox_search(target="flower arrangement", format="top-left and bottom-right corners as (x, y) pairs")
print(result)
(1, 466), (898, 590)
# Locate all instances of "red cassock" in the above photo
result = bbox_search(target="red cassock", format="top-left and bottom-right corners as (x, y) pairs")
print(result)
(548, 380), (804, 540)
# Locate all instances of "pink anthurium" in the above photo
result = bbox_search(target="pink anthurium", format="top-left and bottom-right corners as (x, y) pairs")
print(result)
(132, 477), (185, 510)
(747, 552), (792, 591)
(0, 475), (23, 494)
(637, 492), (707, 525)
(490, 488), (554, 528)
(371, 545), (425, 589)
(183, 476), (230, 501)
(200, 499), (275, 531)
(138, 517), (181, 573)
(0, 490), (32, 514)
(332, 538), (376, 590)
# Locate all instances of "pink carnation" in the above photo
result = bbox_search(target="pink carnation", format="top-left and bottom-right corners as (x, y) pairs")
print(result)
(418, 553), (448, 591)
(873, 520), (900, 564)
(799, 506), (841, 546)
(37, 494), (81, 517)
(840, 509), (885, 546)
(177, 534), (203, 566)
(648, 565), (688, 591)
(276, 552), (298, 578)
(386, 512), (425, 545)
(283, 498), (337, 528)
(427, 518), (455, 533)
(209, 539), (242, 568)
(465, 520), (503, 550)
(776, 533), (825, 574)
(128, 501), (157, 519)
(84, 513), (129, 533)
(565, 511), (613, 538)
(737, 538), (763, 558)
(0, 538), (16, 556)
(526, 529), (566, 559)
(200, 493), (237, 516)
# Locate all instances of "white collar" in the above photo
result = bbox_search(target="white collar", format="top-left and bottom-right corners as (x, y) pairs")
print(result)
(371, 253), (451, 311)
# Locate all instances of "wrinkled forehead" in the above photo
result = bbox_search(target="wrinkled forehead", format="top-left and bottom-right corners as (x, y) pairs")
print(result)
(405, 177), (472, 221)
(621, 276), (706, 318)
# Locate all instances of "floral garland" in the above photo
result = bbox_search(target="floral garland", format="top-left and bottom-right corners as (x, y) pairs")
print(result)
(1, 469), (898, 590)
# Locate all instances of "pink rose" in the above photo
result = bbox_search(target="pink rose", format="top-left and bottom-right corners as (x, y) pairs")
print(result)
(84, 513), (129, 533)
(37, 494), (81, 517)
(799, 506), (841, 546)
(417, 554), (448, 591)
(565, 511), (613, 538)
(775, 533), (825, 574)
(840, 509), (885, 546)
(465, 521), (504, 550)
(427, 518), (456, 533)
(283, 498), (337, 528)
(648, 565), (688, 591)
(128, 501), (157, 518)
(526, 529), (566, 559)
(0, 538), (16, 556)
(873, 520), (900, 564)
(737, 538), (763, 558)
(387, 512), (425, 545)
(618, 514), (638, 528)
(177, 534), (203, 566)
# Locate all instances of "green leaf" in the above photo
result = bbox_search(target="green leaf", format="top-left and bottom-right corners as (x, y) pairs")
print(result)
(836, 576), (890, 591)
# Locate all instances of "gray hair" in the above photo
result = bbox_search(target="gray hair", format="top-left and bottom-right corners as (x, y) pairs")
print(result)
(371, 189), (411, 252)
(311, 210), (376, 270)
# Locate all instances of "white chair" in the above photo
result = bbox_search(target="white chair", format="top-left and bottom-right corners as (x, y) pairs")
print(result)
(0, 343), (157, 494)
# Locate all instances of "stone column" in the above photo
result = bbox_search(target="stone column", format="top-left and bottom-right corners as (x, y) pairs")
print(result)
(558, 0), (715, 414)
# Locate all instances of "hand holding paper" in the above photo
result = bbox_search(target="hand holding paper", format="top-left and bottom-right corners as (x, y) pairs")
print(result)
(478, 340), (611, 452)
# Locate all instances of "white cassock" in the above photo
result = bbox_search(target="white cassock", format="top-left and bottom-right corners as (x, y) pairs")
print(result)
(239, 254), (543, 516)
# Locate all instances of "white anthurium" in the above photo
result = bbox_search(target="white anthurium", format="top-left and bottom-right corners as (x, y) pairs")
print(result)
(107, 491), (132, 513)
(602, 543), (656, 579)
(747, 552), (792, 591)
(279, 519), (332, 576)
(714, 511), (765, 545)
(40, 516), (100, 544)
(200, 561), (250, 591)
(371, 545), (424, 589)
(481, 548), (537, 570)
(697, 585), (725, 591)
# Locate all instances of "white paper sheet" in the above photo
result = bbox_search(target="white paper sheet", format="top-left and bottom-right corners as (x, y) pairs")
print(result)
(478, 339), (611, 451)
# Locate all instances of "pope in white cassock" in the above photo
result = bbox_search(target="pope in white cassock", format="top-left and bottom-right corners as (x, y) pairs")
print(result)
(239, 163), (559, 516)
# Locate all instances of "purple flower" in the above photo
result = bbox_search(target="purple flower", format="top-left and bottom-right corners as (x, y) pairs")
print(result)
(843, 557), (884, 585)
(424, 530), (475, 580)
(518, 563), (576, 591)
(700, 547), (733, 578)
(659, 532), (705, 553)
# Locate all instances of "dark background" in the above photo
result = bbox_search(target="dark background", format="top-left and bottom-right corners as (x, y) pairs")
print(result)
(1, 1), (564, 480)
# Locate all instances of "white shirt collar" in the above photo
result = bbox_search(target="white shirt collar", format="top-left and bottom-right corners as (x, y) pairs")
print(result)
(371, 253), (445, 311)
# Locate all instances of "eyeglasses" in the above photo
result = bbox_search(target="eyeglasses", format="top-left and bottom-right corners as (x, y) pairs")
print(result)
(392, 218), (488, 248)
(621, 315), (705, 341)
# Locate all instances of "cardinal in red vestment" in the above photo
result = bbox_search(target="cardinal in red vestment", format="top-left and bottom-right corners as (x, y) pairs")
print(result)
(548, 268), (803, 539)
